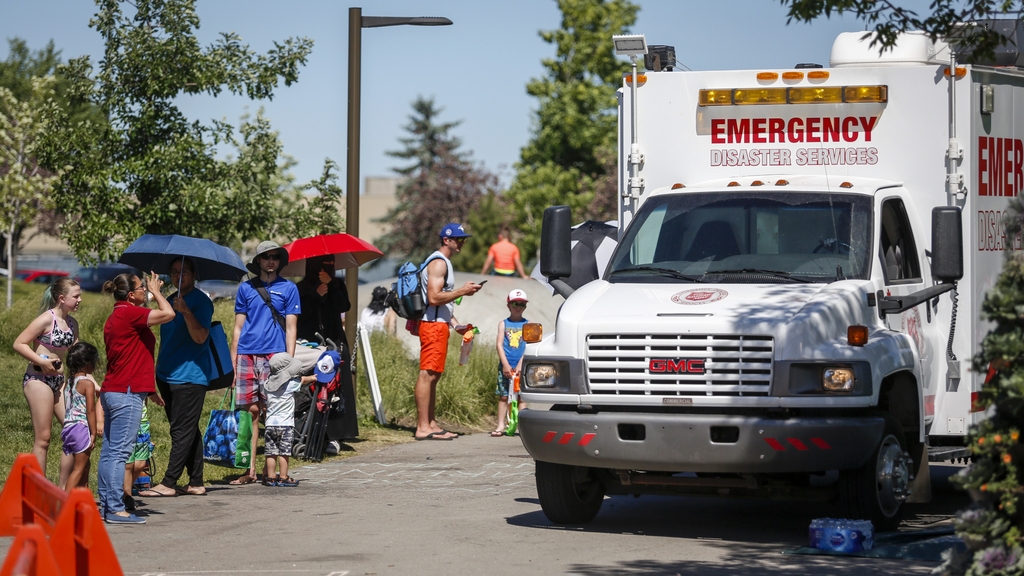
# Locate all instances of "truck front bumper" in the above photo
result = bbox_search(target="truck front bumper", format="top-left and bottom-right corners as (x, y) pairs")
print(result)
(519, 410), (885, 473)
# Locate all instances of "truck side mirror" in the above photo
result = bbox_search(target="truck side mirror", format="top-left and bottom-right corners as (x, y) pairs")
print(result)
(931, 206), (963, 283)
(541, 206), (572, 279)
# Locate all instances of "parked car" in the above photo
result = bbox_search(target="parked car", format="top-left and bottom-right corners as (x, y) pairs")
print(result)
(73, 264), (142, 293)
(15, 269), (70, 284)
(196, 280), (240, 301)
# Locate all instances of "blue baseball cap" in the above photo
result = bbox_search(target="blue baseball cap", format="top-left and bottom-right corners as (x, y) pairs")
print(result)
(314, 350), (343, 383)
(440, 223), (472, 239)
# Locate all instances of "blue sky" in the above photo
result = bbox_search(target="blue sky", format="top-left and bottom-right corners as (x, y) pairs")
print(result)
(2, 0), (932, 191)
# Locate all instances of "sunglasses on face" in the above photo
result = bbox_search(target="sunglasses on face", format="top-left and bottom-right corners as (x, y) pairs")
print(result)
(510, 302), (527, 308)
(260, 253), (281, 261)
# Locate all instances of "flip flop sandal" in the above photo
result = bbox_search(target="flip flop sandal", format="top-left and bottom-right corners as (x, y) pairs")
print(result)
(137, 488), (176, 498)
(415, 431), (455, 441)
(229, 475), (257, 485)
(490, 431), (504, 437)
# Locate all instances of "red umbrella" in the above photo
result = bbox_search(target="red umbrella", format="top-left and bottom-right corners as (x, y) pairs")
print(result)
(280, 234), (384, 276)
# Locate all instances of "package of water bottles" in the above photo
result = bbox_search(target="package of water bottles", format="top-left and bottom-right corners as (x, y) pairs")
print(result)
(808, 518), (874, 552)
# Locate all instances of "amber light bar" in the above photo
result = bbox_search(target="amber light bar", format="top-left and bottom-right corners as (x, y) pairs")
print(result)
(698, 85), (888, 106)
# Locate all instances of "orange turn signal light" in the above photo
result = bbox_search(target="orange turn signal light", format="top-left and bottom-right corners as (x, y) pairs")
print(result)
(848, 325), (868, 347)
(626, 74), (648, 85)
(671, 183), (685, 189)
(943, 66), (967, 78)
(782, 71), (804, 81)
(523, 323), (543, 343)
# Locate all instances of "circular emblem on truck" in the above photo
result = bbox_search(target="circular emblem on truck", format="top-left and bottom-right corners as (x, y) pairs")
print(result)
(671, 288), (728, 305)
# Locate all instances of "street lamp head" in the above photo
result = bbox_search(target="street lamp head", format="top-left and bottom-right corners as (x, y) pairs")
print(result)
(362, 16), (453, 28)
(613, 34), (648, 57)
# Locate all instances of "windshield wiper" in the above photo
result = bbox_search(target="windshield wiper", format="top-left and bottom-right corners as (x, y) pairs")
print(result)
(610, 266), (705, 282)
(707, 268), (812, 283)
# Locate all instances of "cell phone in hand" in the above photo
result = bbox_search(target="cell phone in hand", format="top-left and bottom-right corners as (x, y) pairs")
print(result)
(478, 280), (488, 286)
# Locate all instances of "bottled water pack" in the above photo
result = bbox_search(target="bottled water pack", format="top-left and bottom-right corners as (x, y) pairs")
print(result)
(808, 518), (874, 552)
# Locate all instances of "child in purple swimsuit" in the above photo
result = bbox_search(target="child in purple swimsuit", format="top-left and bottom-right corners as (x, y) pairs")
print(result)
(63, 342), (100, 493)
(12, 277), (82, 488)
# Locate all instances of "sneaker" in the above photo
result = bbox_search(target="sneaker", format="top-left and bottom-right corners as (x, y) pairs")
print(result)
(326, 440), (340, 455)
(105, 513), (146, 525)
(123, 494), (136, 512)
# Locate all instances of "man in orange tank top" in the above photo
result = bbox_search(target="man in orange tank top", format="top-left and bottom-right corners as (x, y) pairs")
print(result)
(481, 227), (529, 278)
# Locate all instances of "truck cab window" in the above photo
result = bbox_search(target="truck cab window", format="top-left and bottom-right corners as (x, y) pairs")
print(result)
(609, 191), (873, 283)
(879, 198), (921, 283)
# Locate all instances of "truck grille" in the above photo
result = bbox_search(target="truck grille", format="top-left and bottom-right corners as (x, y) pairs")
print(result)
(586, 334), (774, 396)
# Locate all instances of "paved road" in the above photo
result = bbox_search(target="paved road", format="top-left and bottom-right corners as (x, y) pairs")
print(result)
(15, 433), (968, 575)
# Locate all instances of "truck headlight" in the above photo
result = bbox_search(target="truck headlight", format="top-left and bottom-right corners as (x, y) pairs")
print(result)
(822, 367), (855, 392)
(525, 364), (558, 388)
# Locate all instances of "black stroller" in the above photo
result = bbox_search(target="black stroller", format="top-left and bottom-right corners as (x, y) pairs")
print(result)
(292, 337), (345, 462)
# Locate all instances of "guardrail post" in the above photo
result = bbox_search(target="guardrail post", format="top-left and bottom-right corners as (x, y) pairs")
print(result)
(51, 489), (121, 576)
(0, 455), (44, 536)
(0, 524), (61, 576)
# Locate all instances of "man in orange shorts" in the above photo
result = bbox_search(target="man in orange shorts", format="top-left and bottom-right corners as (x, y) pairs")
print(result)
(481, 226), (529, 278)
(415, 223), (482, 440)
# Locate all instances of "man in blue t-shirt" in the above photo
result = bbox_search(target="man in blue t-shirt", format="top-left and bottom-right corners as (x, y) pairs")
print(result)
(229, 241), (300, 484)
(147, 256), (215, 497)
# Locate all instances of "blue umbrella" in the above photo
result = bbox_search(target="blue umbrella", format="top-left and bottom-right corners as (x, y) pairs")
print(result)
(118, 234), (247, 282)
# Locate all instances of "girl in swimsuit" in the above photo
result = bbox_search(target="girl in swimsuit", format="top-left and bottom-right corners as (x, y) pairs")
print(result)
(13, 277), (82, 488)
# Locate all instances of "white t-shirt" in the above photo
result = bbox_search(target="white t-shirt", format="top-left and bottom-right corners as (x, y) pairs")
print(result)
(265, 378), (302, 427)
(359, 307), (386, 332)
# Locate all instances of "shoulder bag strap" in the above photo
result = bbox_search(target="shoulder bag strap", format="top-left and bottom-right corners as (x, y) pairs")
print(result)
(250, 276), (286, 332)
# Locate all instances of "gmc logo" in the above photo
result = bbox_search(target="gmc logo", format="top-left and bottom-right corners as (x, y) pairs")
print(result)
(649, 359), (706, 374)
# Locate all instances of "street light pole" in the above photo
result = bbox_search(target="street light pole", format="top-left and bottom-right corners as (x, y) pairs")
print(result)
(345, 8), (452, 351)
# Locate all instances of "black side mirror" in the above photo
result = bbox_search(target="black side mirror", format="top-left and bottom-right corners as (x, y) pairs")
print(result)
(931, 206), (963, 283)
(541, 206), (572, 279)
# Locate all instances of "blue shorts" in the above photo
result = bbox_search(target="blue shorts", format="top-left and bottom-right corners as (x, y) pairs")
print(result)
(496, 365), (512, 397)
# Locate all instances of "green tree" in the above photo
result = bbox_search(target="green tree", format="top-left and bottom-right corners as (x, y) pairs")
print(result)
(938, 233), (1024, 575)
(376, 96), (498, 266)
(506, 0), (638, 258)
(0, 38), (106, 267)
(783, 0), (1024, 60)
(39, 0), (316, 263)
(0, 78), (62, 308)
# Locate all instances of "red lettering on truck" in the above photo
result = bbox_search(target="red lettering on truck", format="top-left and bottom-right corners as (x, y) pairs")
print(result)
(712, 116), (878, 145)
(978, 137), (1024, 196)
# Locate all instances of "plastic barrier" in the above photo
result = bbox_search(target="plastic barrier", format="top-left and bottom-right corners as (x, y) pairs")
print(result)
(0, 454), (123, 576)
(0, 525), (61, 576)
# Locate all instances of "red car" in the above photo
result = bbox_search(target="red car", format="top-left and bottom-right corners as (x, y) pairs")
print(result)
(16, 269), (70, 284)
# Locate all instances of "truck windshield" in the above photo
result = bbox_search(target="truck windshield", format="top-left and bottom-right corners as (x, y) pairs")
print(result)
(608, 191), (872, 283)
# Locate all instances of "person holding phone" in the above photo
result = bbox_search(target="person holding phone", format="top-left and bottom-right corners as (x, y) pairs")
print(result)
(414, 223), (483, 441)
(13, 277), (82, 487)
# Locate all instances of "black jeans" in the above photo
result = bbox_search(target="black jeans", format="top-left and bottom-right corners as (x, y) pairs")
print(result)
(156, 379), (206, 487)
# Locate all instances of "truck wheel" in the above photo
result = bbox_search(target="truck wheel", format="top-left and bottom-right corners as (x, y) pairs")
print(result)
(535, 461), (605, 525)
(838, 416), (912, 531)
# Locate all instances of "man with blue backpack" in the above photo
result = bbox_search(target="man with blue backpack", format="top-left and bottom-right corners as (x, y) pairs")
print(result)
(412, 223), (482, 440)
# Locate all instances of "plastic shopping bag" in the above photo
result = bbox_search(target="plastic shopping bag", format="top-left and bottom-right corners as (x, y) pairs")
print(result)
(203, 390), (252, 469)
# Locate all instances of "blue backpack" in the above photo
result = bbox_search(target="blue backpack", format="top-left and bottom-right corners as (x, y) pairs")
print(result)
(389, 255), (449, 320)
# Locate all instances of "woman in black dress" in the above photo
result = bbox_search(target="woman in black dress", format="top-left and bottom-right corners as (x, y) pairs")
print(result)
(295, 256), (358, 441)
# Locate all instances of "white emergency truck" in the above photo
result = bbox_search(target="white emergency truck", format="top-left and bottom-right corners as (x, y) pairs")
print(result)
(519, 27), (1024, 529)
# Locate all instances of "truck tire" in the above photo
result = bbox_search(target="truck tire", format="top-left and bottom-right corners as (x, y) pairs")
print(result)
(838, 416), (912, 531)
(535, 461), (605, 525)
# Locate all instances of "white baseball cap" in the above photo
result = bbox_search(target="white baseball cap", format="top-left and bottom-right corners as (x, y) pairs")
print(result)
(507, 289), (528, 303)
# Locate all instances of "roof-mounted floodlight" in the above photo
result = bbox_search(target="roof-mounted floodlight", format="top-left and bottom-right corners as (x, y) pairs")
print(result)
(613, 34), (648, 56)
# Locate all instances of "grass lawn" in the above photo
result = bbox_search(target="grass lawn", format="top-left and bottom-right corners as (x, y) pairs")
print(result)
(0, 278), (499, 489)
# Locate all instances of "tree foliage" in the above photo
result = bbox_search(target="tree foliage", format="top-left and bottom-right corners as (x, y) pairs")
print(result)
(0, 38), (106, 266)
(39, 0), (317, 263)
(376, 96), (498, 266)
(505, 0), (637, 259)
(0, 78), (62, 308)
(783, 0), (1024, 60)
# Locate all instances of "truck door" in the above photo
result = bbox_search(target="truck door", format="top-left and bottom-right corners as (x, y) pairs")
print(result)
(878, 196), (938, 423)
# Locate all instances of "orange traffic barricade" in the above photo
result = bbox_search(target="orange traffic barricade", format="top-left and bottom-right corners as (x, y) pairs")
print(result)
(0, 454), (123, 576)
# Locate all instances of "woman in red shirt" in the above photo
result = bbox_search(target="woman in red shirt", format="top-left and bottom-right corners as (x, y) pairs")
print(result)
(98, 272), (174, 524)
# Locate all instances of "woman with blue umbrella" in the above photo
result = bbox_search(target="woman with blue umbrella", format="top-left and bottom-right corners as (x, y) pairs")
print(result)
(140, 256), (213, 498)
(118, 234), (246, 498)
